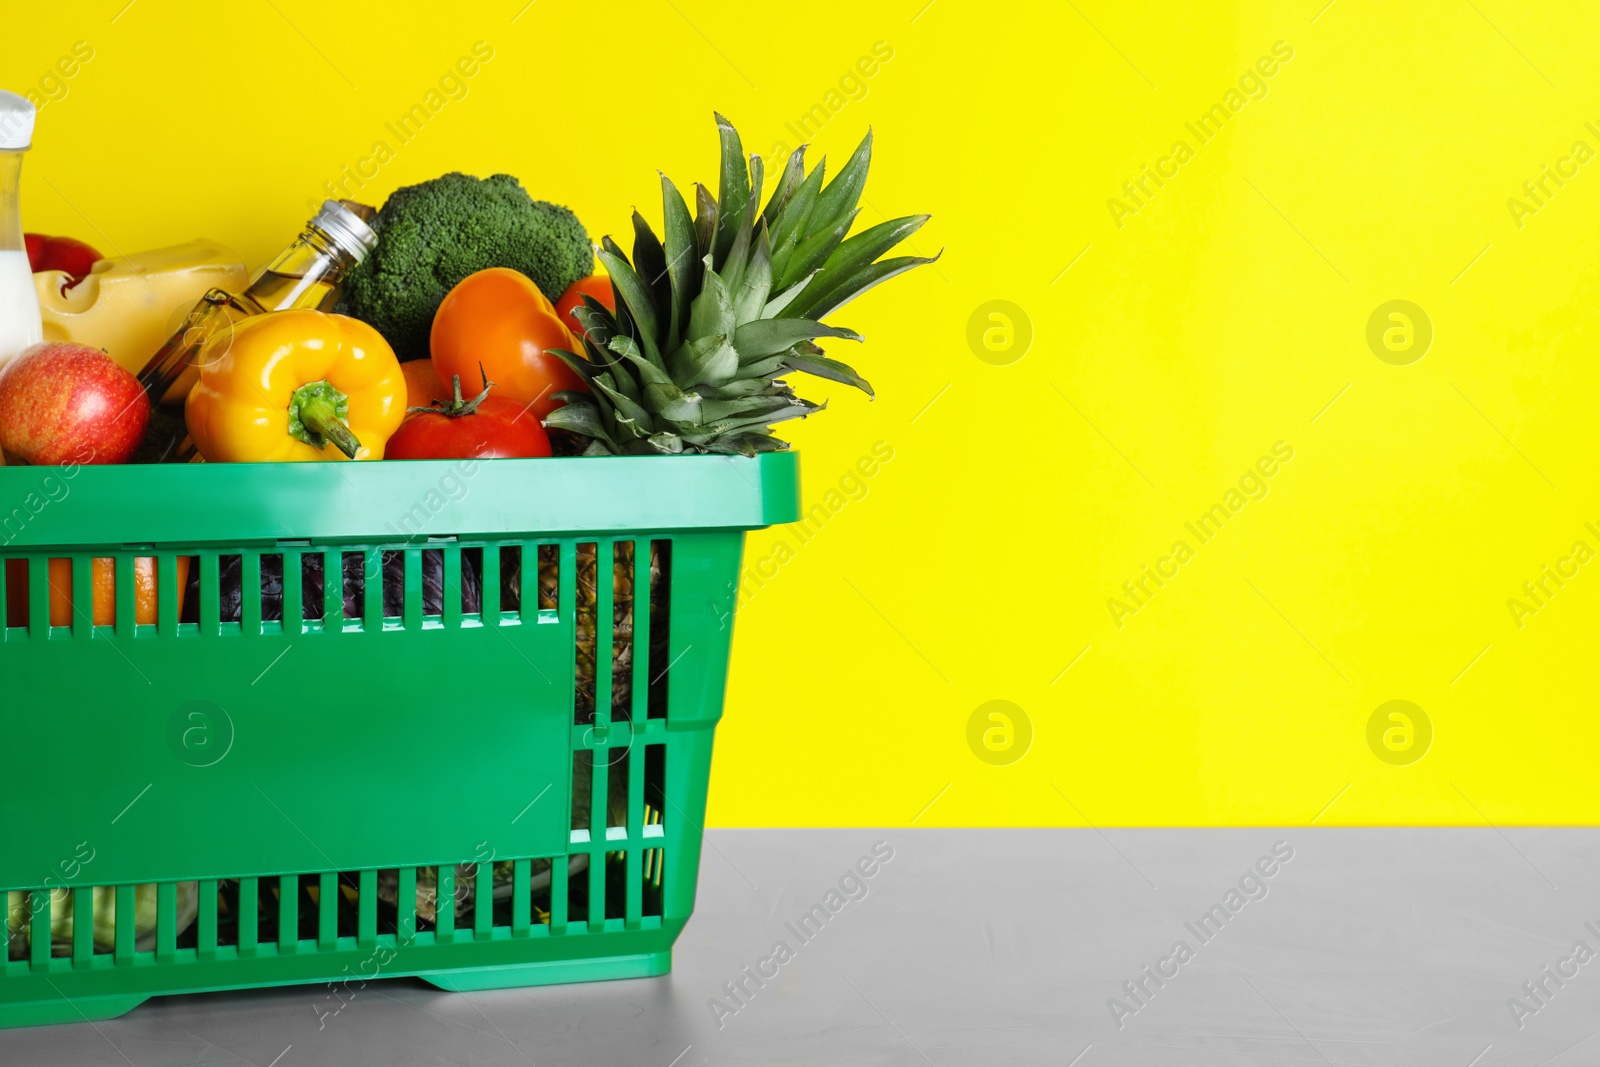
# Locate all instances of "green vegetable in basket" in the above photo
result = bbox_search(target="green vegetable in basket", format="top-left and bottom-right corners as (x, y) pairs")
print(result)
(335, 173), (593, 361)
(7, 883), (198, 957)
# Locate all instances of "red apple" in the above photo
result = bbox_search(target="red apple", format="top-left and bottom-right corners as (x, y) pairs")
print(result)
(0, 342), (149, 465)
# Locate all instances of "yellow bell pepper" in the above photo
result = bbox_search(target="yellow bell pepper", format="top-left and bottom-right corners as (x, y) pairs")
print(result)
(186, 309), (406, 462)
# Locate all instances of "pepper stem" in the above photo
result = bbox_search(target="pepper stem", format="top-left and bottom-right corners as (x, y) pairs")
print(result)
(288, 380), (362, 459)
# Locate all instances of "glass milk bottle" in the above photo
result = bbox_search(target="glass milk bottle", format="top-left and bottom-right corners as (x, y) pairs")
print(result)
(0, 91), (42, 366)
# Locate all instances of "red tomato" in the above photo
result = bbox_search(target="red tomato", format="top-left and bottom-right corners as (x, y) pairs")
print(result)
(386, 393), (552, 460)
(431, 268), (585, 419)
(554, 274), (616, 344)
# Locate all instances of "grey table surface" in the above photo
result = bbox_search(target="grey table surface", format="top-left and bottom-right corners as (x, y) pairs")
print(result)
(2, 828), (1597, 1066)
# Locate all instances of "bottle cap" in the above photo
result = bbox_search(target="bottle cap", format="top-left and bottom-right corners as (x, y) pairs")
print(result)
(0, 91), (36, 151)
(311, 199), (378, 261)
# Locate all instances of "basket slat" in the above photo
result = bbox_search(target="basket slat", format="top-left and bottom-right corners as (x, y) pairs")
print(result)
(324, 553), (344, 631)
(69, 555), (92, 638)
(436, 868), (454, 940)
(442, 544), (462, 628)
(511, 860), (530, 935)
(27, 892), (47, 968)
(403, 549), (422, 629)
(397, 866), (416, 944)
(277, 876), (295, 952)
(280, 549), (302, 630)
(473, 863), (491, 939)
(197, 554), (219, 635)
(480, 543), (500, 625)
(113, 553), (136, 634)
(113, 885), (134, 962)
(357, 870), (376, 947)
(72, 887), (92, 962)
(240, 553), (262, 634)
(157, 554), (179, 638)
(25, 557), (47, 639)
(318, 873), (336, 949)
(238, 877), (258, 954)
(155, 883), (176, 959)
(551, 856), (568, 928)
(197, 879), (217, 959)
(361, 550), (381, 631)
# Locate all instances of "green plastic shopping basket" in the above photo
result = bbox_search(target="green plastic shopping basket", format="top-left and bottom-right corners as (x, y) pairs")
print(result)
(0, 450), (797, 1027)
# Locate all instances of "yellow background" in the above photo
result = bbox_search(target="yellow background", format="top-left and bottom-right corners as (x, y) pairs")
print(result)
(5, 1), (1597, 826)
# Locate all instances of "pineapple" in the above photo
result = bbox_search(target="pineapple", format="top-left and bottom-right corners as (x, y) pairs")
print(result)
(545, 114), (936, 455)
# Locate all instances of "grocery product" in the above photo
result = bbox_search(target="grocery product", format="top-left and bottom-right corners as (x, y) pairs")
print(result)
(0, 253), (36, 366)
(429, 267), (583, 418)
(184, 309), (405, 462)
(547, 115), (934, 455)
(336, 172), (591, 359)
(5, 556), (191, 628)
(0, 341), (148, 465)
(137, 200), (376, 407)
(8, 883), (199, 957)
(35, 240), (247, 382)
(386, 371), (552, 460)
(0, 91), (42, 366)
(24, 233), (100, 287)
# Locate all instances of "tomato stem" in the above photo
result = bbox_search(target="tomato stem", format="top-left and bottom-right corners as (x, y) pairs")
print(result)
(409, 364), (495, 418)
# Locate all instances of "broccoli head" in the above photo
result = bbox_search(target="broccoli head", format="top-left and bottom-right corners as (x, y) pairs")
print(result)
(336, 172), (593, 360)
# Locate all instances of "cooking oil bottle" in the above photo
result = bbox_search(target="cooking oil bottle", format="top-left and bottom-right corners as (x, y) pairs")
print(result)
(137, 200), (376, 406)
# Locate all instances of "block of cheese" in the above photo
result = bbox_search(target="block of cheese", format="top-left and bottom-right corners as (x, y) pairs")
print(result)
(34, 239), (249, 382)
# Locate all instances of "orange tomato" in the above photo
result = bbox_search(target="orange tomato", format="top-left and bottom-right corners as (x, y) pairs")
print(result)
(554, 274), (616, 344)
(5, 556), (192, 628)
(402, 359), (452, 409)
(430, 268), (586, 419)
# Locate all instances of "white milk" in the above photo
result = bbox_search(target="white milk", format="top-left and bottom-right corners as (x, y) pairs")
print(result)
(0, 249), (41, 365)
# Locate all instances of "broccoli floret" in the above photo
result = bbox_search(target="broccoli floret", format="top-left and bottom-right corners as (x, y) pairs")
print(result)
(336, 172), (593, 360)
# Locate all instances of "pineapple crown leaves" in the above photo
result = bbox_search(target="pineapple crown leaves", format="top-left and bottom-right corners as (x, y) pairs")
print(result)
(544, 113), (939, 456)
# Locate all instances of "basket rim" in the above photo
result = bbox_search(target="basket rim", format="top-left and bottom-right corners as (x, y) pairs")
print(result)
(0, 451), (800, 548)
